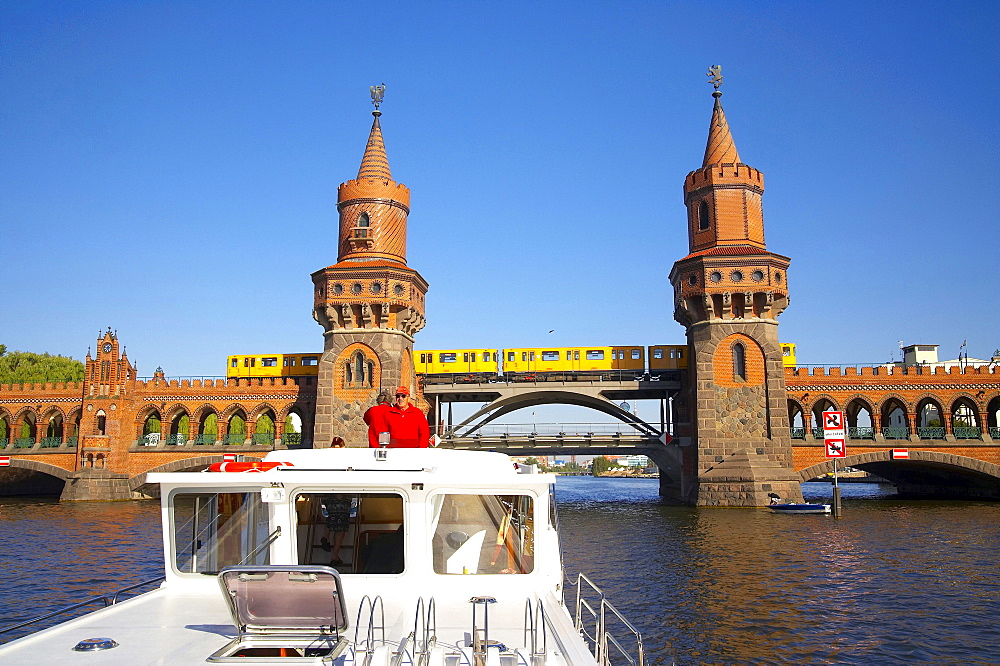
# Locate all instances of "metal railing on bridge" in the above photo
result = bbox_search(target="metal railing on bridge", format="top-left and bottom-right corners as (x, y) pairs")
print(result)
(422, 370), (680, 386)
(439, 423), (657, 439)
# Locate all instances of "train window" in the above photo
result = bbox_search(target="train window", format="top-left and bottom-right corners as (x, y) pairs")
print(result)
(678, 349), (684, 358)
(508, 352), (515, 362)
(521, 352), (527, 362)
(231, 358), (238, 367)
(483, 352), (492, 362)
(262, 357), (277, 367)
(440, 353), (457, 363)
(251, 358), (256, 367)
(244, 358), (250, 367)
(541, 351), (559, 361)
(631, 350), (641, 359)
(529, 352), (535, 361)
(284, 357), (297, 367)
(302, 357), (318, 366)
(420, 354), (426, 363)
(463, 353), (469, 362)
(782, 347), (791, 356)
(653, 349), (663, 359)
(566, 351), (571, 360)
(574, 351), (580, 360)
(586, 350), (604, 360)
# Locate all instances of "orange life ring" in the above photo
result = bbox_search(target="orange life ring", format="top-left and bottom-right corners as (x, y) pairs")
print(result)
(206, 461), (293, 473)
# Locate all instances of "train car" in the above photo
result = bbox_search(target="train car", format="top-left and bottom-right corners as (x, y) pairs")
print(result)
(611, 345), (646, 371)
(648, 345), (688, 372)
(780, 342), (797, 367)
(226, 353), (320, 378)
(502, 346), (619, 380)
(414, 349), (500, 383)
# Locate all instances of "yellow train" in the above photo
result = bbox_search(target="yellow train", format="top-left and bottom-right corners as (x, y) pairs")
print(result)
(227, 343), (798, 379)
(226, 353), (321, 378)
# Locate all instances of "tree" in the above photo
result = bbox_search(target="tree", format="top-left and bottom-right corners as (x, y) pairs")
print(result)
(591, 456), (616, 476)
(0, 347), (84, 384)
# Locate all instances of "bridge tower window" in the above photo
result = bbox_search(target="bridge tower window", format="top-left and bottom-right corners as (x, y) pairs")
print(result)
(733, 342), (747, 382)
(698, 200), (711, 231)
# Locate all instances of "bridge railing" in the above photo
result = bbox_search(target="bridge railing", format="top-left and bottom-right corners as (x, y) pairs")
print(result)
(441, 423), (657, 438)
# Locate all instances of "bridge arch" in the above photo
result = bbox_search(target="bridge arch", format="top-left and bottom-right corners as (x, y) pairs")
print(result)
(798, 450), (1000, 500)
(0, 459), (71, 496)
(448, 390), (659, 437)
(877, 394), (910, 429)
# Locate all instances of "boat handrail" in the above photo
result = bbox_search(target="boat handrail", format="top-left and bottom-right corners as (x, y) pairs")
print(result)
(572, 573), (644, 666)
(0, 575), (165, 639)
(411, 596), (437, 666)
(354, 594), (386, 660)
(523, 598), (548, 662)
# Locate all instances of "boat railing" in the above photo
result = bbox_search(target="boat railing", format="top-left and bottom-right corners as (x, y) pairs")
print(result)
(523, 599), (548, 665)
(410, 596), (438, 666)
(0, 575), (165, 641)
(354, 595), (386, 665)
(573, 573), (645, 666)
(469, 595), (499, 665)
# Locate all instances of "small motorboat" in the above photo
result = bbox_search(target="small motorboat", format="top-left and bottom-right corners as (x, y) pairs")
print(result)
(769, 503), (831, 514)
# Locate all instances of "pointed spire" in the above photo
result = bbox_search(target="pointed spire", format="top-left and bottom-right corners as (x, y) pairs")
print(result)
(702, 67), (740, 167)
(703, 90), (741, 167)
(357, 85), (392, 181)
(357, 112), (392, 181)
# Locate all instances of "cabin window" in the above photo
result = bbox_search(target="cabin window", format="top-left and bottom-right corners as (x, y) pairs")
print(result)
(541, 351), (559, 361)
(431, 494), (534, 574)
(463, 353), (470, 362)
(574, 351), (580, 360)
(631, 349), (641, 360)
(301, 357), (318, 366)
(507, 352), (514, 362)
(262, 357), (277, 367)
(171, 491), (271, 575)
(231, 358), (238, 368)
(295, 492), (405, 574)
(586, 350), (604, 360)
(440, 353), (457, 363)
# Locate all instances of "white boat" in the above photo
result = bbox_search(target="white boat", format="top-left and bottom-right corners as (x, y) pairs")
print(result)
(0, 448), (644, 665)
(769, 503), (831, 514)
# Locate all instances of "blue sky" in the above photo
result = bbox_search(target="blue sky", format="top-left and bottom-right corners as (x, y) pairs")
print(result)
(3, 0), (998, 389)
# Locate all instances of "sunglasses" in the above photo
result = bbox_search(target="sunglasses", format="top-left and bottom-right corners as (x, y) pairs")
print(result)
(395, 394), (407, 398)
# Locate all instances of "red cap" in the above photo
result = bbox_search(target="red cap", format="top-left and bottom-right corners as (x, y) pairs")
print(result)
(395, 386), (410, 396)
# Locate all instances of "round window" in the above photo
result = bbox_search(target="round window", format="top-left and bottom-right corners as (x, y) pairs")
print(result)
(351, 283), (363, 294)
(687, 274), (698, 286)
(709, 271), (722, 283)
(751, 270), (764, 282)
(774, 271), (783, 283)
(393, 284), (405, 296)
(371, 282), (383, 294)
(332, 283), (344, 295)
(731, 270), (744, 282)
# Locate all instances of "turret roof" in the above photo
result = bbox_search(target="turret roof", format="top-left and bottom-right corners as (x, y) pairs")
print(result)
(702, 91), (741, 167)
(357, 112), (392, 181)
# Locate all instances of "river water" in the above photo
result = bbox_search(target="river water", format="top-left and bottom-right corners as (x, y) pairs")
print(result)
(1, 479), (999, 664)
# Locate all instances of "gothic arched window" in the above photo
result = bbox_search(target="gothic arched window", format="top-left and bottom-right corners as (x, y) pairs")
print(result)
(355, 212), (370, 238)
(733, 342), (747, 382)
(698, 200), (710, 231)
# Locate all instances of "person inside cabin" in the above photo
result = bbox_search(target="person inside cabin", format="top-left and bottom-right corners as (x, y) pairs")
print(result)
(320, 490), (351, 567)
(363, 391), (392, 447)
(383, 386), (430, 448)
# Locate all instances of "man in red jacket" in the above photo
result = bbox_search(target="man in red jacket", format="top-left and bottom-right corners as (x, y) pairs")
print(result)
(363, 391), (392, 448)
(383, 386), (430, 448)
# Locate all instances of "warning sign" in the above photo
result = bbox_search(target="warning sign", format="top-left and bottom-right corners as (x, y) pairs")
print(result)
(825, 439), (846, 458)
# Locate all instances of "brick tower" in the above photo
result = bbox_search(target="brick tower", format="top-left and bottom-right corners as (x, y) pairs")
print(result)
(311, 88), (428, 447)
(667, 68), (803, 506)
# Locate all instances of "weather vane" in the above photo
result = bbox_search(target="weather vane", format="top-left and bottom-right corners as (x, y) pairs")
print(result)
(370, 83), (386, 111)
(707, 65), (723, 90)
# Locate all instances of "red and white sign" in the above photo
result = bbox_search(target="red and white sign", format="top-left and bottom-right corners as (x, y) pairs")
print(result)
(892, 449), (909, 459)
(223, 453), (237, 462)
(825, 439), (846, 458)
(823, 410), (846, 458)
(0, 456), (10, 467)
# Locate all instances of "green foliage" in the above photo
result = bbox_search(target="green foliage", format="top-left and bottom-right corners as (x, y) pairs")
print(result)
(0, 346), (84, 384)
(202, 413), (218, 436)
(591, 456), (616, 476)
(257, 413), (275, 434)
(229, 415), (246, 435)
(284, 415), (299, 434)
(175, 415), (189, 435)
(143, 415), (161, 435)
